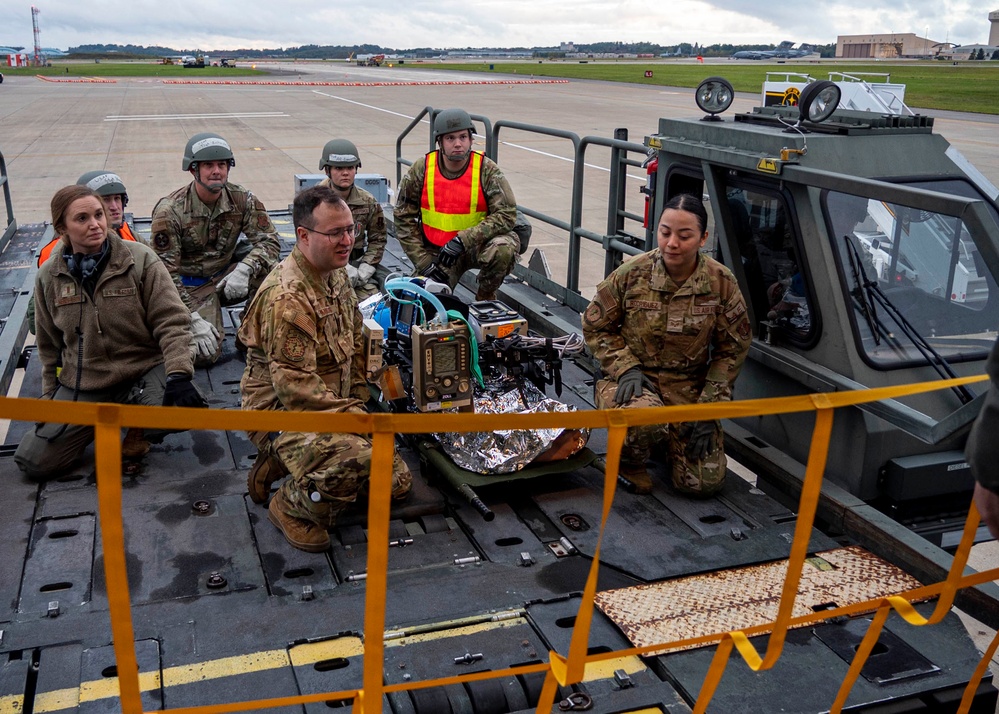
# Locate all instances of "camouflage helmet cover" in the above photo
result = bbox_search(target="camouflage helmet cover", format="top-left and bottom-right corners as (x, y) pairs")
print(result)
(76, 170), (128, 206)
(183, 132), (235, 170)
(433, 108), (475, 141)
(319, 139), (362, 169)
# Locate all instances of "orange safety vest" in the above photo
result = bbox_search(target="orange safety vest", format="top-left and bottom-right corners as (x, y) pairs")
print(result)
(37, 224), (137, 267)
(420, 151), (488, 247)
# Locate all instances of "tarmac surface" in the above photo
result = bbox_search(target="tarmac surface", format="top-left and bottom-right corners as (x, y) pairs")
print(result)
(3, 61), (999, 705)
(2, 60), (998, 301)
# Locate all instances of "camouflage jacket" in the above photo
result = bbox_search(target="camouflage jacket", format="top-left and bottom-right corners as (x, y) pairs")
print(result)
(318, 178), (387, 267)
(238, 246), (369, 415)
(34, 233), (193, 395)
(149, 182), (281, 309)
(582, 251), (752, 403)
(395, 151), (517, 273)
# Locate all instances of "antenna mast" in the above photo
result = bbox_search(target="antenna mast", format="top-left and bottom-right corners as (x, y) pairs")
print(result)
(31, 6), (42, 66)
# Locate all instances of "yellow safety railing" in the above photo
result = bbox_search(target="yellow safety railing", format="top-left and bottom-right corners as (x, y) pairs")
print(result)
(1, 372), (996, 714)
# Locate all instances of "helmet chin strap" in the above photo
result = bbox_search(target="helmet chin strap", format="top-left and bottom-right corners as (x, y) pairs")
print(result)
(195, 177), (226, 194)
(443, 148), (470, 164)
(191, 166), (226, 194)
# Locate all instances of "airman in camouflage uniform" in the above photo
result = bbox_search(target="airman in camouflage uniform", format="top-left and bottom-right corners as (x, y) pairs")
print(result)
(395, 108), (519, 301)
(583, 195), (752, 496)
(317, 138), (389, 300)
(150, 133), (280, 366)
(239, 185), (411, 552)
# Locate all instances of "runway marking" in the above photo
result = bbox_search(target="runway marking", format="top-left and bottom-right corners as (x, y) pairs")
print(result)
(1, 638), (366, 712)
(310, 91), (415, 120)
(310, 91), (644, 180)
(104, 112), (288, 122)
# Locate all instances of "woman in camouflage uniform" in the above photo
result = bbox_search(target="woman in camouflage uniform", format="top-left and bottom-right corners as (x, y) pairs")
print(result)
(16, 186), (203, 480)
(582, 194), (752, 496)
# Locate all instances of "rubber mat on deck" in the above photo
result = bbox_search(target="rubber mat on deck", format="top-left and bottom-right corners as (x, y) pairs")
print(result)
(595, 545), (930, 654)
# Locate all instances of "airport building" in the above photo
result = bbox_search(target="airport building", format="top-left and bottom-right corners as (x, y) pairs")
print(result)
(838, 10), (999, 59)
(836, 33), (938, 58)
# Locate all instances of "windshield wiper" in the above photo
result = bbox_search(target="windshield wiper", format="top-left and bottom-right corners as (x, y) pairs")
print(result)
(844, 234), (975, 405)
(844, 234), (884, 346)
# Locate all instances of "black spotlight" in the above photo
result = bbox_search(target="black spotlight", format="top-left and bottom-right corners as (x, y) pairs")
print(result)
(695, 77), (734, 121)
(798, 80), (841, 124)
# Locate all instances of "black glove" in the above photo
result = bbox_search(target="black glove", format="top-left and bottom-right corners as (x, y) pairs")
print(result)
(614, 367), (648, 405)
(425, 263), (450, 284)
(684, 420), (717, 461)
(437, 237), (465, 268)
(163, 373), (208, 408)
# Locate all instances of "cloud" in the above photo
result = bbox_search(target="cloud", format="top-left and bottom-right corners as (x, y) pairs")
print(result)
(0, 0), (990, 51)
(698, 0), (990, 45)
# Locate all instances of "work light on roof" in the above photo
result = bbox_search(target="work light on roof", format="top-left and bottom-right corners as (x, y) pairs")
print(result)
(799, 80), (841, 123)
(694, 77), (734, 121)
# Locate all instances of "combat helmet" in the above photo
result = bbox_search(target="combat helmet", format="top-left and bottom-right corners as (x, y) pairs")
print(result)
(433, 108), (475, 141)
(182, 132), (236, 171)
(319, 139), (362, 169)
(77, 170), (128, 207)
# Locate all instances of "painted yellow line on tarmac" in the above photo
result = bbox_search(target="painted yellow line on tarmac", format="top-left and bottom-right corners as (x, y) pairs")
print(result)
(582, 654), (646, 682)
(1, 639), (364, 713)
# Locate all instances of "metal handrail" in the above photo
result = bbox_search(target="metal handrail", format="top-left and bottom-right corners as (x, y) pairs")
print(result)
(578, 132), (650, 279)
(394, 106), (434, 187)
(0, 147), (17, 251)
(493, 120), (582, 289)
(491, 122), (648, 292)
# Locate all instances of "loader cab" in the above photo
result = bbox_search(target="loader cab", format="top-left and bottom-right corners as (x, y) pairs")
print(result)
(648, 87), (999, 538)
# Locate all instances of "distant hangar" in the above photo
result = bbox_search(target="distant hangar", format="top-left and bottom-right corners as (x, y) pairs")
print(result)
(837, 10), (999, 59)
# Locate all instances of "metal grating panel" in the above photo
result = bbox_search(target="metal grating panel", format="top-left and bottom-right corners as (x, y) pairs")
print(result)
(595, 546), (929, 654)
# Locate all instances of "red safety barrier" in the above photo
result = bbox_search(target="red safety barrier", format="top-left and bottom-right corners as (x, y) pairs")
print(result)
(36, 75), (117, 83)
(161, 79), (570, 87)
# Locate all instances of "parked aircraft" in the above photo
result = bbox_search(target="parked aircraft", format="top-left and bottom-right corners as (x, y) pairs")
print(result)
(731, 41), (814, 60)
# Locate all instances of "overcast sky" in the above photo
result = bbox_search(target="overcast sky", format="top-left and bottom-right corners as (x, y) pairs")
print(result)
(0, 0), (993, 52)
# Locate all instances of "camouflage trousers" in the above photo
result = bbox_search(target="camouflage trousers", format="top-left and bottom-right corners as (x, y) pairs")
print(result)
(444, 232), (519, 295)
(266, 430), (413, 529)
(594, 378), (726, 496)
(15, 364), (172, 481)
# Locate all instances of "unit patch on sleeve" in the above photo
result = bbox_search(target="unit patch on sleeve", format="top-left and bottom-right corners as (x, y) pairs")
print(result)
(281, 329), (308, 362)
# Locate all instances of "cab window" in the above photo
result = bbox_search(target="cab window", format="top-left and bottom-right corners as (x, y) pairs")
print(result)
(825, 189), (999, 367)
(722, 185), (816, 345)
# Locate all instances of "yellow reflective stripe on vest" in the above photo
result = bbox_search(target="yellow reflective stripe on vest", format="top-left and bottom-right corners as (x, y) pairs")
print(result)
(421, 152), (488, 246)
(468, 153), (482, 215)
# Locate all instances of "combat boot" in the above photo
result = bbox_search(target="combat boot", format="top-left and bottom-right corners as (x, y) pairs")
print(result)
(392, 463), (413, 501)
(247, 449), (289, 504)
(618, 464), (653, 494)
(121, 428), (150, 460)
(268, 491), (330, 552)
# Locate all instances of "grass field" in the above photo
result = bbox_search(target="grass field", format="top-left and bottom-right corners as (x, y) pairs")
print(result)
(408, 60), (999, 115)
(2, 62), (267, 78)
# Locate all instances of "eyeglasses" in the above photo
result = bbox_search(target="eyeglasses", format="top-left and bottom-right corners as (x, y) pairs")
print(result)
(303, 224), (356, 242)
